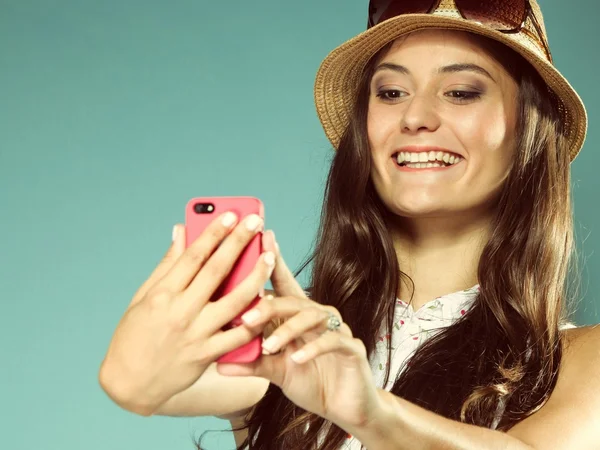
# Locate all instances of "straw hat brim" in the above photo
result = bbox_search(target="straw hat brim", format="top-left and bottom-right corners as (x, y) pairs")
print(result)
(314, 14), (588, 163)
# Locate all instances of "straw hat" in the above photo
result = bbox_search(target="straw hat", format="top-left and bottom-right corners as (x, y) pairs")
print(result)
(314, 0), (587, 162)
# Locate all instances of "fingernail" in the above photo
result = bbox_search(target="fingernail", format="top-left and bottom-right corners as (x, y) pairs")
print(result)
(275, 241), (280, 252)
(172, 225), (178, 242)
(264, 251), (275, 266)
(290, 350), (307, 363)
(245, 214), (262, 232)
(221, 212), (237, 228)
(241, 309), (261, 324)
(262, 335), (280, 353)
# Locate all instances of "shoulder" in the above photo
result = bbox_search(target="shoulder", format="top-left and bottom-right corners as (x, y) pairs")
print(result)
(561, 323), (600, 354)
(506, 324), (600, 447)
(560, 324), (600, 374)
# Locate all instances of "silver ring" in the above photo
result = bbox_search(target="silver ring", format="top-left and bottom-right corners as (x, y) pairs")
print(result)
(325, 311), (342, 332)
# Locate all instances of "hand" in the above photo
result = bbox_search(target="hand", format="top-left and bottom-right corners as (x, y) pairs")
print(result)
(98, 213), (274, 415)
(217, 236), (381, 430)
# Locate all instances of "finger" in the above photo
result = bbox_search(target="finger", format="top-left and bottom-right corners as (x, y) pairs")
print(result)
(289, 334), (367, 365)
(159, 211), (241, 292)
(202, 323), (264, 364)
(238, 295), (350, 335)
(128, 223), (187, 308)
(261, 229), (277, 254)
(238, 297), (351, 353)
(266, 231), (306, 299)
(184, 213), (264, 302)
(259, 307), (352, 355)
(191, 251), (276, 334)
(261, 307), (328, 354)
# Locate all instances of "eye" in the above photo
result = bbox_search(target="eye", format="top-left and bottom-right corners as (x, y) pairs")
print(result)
(445, 90), (481, 103)
(375, 89), (407, 102)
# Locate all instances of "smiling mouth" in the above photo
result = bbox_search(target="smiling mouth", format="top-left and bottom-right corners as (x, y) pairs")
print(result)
(392, 151), (463, 169)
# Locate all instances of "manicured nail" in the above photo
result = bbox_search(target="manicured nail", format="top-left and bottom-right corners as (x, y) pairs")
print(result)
(172, 225), (178, 242)
(241, 309), (261, 324)
(245, 214), (262, 232)
(290, 350), (307, 363)
(264, 251), (275, 266)
(221, 212), (237, 228)
(262, 335), (280, 353)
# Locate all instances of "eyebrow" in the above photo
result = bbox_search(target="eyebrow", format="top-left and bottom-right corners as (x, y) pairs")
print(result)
(373, 62), (496, 82)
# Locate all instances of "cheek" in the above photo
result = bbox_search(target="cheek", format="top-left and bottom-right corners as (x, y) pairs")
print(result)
(456, 107), (514, 165)
(367, 103), (395, 148)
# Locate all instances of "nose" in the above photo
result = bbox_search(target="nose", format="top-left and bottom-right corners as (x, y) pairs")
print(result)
(399, 93), (441, 134)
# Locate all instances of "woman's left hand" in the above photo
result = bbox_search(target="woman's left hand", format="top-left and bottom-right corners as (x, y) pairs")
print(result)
(216, 232), (382, 430)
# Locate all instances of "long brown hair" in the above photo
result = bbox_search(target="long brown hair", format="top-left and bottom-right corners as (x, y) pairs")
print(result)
(201, 32), (581, 450)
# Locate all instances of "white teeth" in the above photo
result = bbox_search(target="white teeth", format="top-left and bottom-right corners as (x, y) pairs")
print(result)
(405, 162), (445, 169)
(396, 151), (461, 167)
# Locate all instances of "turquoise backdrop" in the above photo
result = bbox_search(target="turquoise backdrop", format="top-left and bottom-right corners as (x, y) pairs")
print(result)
(1, 1), (597, 449)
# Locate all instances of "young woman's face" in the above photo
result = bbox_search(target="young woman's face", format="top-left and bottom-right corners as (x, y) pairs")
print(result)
(368, 30), (519, 220)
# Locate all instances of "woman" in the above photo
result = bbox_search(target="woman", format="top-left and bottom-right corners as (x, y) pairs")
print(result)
(99, 0), (599, 449)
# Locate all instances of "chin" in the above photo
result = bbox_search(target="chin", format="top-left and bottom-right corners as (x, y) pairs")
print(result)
(385, 198), (446, 218)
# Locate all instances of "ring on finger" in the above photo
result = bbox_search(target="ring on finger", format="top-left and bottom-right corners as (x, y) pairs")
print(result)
(325, 311), (342, 332)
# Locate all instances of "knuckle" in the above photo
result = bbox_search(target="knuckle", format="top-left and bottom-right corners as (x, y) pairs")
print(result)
(195, 346), (215, 366)
(231, 225), (252, 245)
(200, 260), (221, 281)
(279, 319), (299, 336)
(208, 220), (228, 239)
(147, 287), (173, 307)
(167, 312), (192, 332)
(258, 300), (274, 317)
(328, 332), (343, 347)
(353, 338), (367, 356)
(184, 247), (209, 267)
(311, 308), (328, 322)
(322, 305), (340, 316)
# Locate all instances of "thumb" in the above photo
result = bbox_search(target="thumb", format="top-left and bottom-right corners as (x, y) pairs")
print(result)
(262, 230), (306, 299)
(129, 224), (186, 308)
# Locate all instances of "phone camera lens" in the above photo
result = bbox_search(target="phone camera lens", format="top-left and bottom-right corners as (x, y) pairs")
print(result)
(193, 203), (215, 214)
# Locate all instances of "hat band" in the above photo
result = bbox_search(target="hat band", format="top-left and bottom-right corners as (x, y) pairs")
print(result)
(367, 0), (552, 62)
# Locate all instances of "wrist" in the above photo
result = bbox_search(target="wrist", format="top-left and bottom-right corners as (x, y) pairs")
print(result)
(344, 389), (398, 448)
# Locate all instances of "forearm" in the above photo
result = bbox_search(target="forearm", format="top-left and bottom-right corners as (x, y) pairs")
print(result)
(344, 389), (534, 450)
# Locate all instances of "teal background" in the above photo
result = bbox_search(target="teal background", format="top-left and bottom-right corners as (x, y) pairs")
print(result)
(0, 0), (597, 449)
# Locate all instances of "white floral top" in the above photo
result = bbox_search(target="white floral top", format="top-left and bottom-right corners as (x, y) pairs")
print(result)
(248, 285), (577, 450)
(339, 284), (482, 449)
(336, 285), (577, 449)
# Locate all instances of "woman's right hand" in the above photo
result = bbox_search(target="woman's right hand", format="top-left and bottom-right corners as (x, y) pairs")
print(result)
(98, 212), (274, 416)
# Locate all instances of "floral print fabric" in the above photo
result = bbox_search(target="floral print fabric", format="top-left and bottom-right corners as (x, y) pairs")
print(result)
(340, 285), (481, 449)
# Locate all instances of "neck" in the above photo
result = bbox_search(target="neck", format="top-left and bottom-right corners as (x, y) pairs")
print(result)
(389, 211), (492, 311)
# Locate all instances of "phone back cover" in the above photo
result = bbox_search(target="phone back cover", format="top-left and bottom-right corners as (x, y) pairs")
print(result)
(185, 196), (264, 363)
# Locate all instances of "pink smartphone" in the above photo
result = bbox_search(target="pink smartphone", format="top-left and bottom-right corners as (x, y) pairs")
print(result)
(185, 196), (264, 364)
